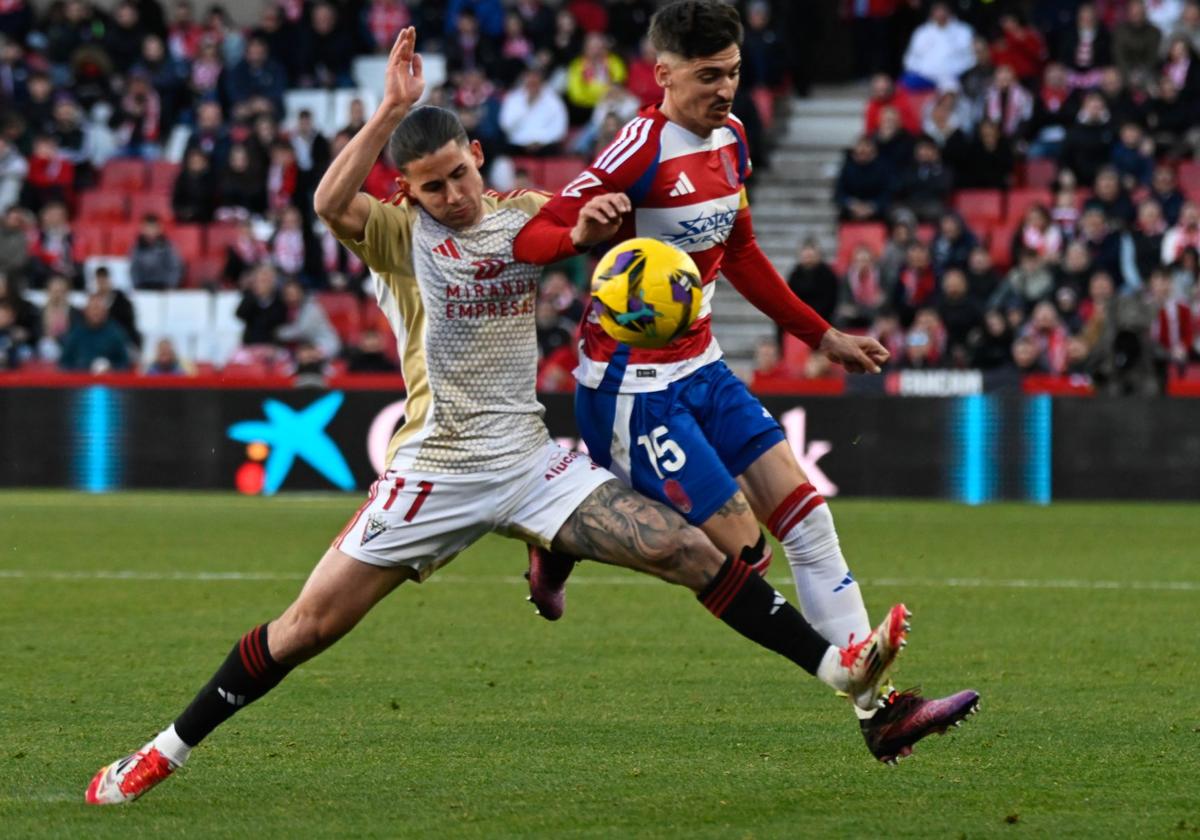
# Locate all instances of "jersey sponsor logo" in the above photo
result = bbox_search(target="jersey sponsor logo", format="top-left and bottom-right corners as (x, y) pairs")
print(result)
(668, 172), (696, 197)
(472, 258), (507, 280)
(544, 449), (584, 480)
(433, 238), (461, 259)
(659, 206), (740, 250)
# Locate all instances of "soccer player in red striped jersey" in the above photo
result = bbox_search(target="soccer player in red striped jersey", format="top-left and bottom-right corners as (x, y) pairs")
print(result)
(514, 0), (979, 762)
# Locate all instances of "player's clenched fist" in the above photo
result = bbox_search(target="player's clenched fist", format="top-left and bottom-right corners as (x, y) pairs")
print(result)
(571, 192), (632, 249)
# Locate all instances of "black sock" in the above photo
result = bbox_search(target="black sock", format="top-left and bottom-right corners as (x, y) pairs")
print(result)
(697, 556), (831, 675)
(173, 623), (293, 747)
(740, 533), (773, 572)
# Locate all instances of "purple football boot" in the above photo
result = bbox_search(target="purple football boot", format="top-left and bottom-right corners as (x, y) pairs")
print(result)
(524, 545), (578, 621)
(861, 687), (981, 764)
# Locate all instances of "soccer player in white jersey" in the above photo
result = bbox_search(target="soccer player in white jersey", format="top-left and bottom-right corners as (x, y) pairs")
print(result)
(513, 0), (980, 762)
(84, 28), (918, 805)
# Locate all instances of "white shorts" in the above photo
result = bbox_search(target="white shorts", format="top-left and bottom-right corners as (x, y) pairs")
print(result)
(333, 442), (614, 580)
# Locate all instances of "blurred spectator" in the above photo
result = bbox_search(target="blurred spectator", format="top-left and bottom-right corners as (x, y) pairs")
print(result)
(223, 219), (269, 285)
(0, 299), (25, 369)
(296, 3), (355, 89)
(0, 271), (38, 356)
(1110, 123), (1155, 191)
(871, 107), (914, 172)
(892, 241), (937, 325)
(319, 223), (367, 291)
(1166, 1), (1200, 53)
(129, 214), (183, 290)
(1146, 76), (1194, 157)
(573, 84), (640, 156)
(749, 338), (800, 389)
(291, 341), (330, 387)
(626, 37), (662, 108)
(1149, 164), (1185, 225)
(22, 134), (73, 211)
(540, 270), (584, 322)
(1020, 300), (1070, 373)
(960, 35), (995, 104)
(185, 101), (231, 167)
(898, 327), (938, 369)
(346, 328), (400, 373)
(1079, 268), (1117, 322)
(835, 136), (890, 221)
(1010, 334), (1048, 373)
(0, 136), (27, 211)
(1055, 285), (1085, 333)
(931, 212), (977, 275)
(1056, 240), (1097, 296)
(786, 239), (838, 325)
(145, 336), (189, 374)
(864, 73), (920, 134)
(446, 0), (505, 40)
(136, 34), (189, 134)
(1056, 3), (1111, 87)
(741, 1), (783, 90)
(535, 296), (573, 359)
(547, 8), (584, 73)
(900, 2), (975, 91)
(1027, 62), (1073, 158)
(879, 211), (918, 288)
(991, 247), (1054, 310)
(223, 37), (286, 117)
(1149, 0), (1187, 34)
(837, 244), (885, 328)
(30, 201), (76, 284)
(236, 264), (287, 346)
(1148, 266), (1194, 367)
(1061, 91), (1115, 184)
(1085, 167), (1135, 231)
(893, 137), (953, 222)
(172, 148), (216, 223)
(0, 206), (29, 280)
(276, 278), (339, 359)
(364, 0), (412, 53)
(206, 6), (246, 68)
(216, 143), (266, 219)
(500, 68), (568, 155)
(953, 119), (1014, 190)
(1013, 203), (1064, 263)
(167, 1), (204, 62)
(1161, 34), (1200, 103)
(991, 13), (1048, 84)
(59, 293), (132, 372)
(512, 0), (555, 48)
(565, 33), (626, 124)
(937, 267), (984, 364)
(1052, 173), (1083, 239)
(291, 109), (331, 196)
(871, 308), (906, 361)
(445, 10), (498, 79)
(92, 265), (139, 349)
(266, 140), (300, 214)
(494, 11), (534, 86)
(971, 308), (1014, 368)
(965, 245), (1000, 303)
(114, 71), (164, 159)
(270, 206), (310, 282)
(921, 84), (972, 149)
(980, 65), (1033, 141)
(1170, 245), (1200, 298)
(188, 36), (222, 100)
(1115, 0), (1164, 78)
(1162, 201), (1200, 263)
(38, 274), (79, 359)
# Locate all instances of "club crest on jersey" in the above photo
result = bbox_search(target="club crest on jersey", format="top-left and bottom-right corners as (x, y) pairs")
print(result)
(719, 147), (740, 189)
(362, 513), (388, 545)
(662, 207), (739, 250)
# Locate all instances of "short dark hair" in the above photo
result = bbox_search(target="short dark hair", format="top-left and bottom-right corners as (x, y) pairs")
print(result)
(649, 0), (743, 59)
(388, 106), (468, 169)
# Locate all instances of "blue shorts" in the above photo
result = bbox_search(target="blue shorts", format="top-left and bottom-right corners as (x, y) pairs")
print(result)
(575, 361), (785, 525)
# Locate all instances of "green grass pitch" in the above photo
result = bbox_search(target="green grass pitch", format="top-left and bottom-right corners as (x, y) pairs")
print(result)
(1, 491), (1197, 838)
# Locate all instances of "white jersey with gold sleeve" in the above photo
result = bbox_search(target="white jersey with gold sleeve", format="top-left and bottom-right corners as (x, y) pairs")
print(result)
(338, 190), (553, 473)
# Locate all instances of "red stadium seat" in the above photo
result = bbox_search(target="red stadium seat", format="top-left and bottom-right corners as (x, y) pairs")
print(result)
(78, 190), (129, 222)
(100, 159), (147, 191)
(952, 189), (1003, 226)
(168, 223), (205, 262)
(988, 222), (1019, 271)
(129, 192), (174, 223)
(107, 222), (141, 256)
(751, 87), (775, 130)
(835, 223), (887, 272)
(1178, 160), (1200, 191)
(317, 292), (363, 344)
(1021, 159), (1058, 188)
(510, 156), (545, 189)
(361, 306), (400, 362)
(204, 222), (242, 257)
(185, 254), (225, 288)
(71, 223), (108, 259)
(540, 157), (587, 191)
(1005, 188), (1053, 225)
(148, 161), (181, 193)
(782, 333), (811, 374)
(916, 223), (936, 243)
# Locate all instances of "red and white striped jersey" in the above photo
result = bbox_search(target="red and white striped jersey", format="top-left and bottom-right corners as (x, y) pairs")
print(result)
(515, 105), (830, 393)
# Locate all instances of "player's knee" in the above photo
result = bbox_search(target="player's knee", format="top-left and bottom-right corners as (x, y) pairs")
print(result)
(273, 605), (350, 661)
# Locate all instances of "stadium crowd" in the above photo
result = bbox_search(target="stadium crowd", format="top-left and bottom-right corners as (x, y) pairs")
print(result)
(0, 0), (792, 384)
(826, 0), (1200, 394)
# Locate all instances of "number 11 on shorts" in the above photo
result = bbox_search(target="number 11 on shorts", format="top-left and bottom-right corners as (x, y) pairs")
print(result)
(382, 477), (435, 522)
(636, 425), (687, 480)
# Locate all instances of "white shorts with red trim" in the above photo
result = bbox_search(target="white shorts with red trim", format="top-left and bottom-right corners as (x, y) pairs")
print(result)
(333, 442), (613, 580)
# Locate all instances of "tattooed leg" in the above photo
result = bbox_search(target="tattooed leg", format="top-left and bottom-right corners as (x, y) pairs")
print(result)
(552, 480), (725, 592)
(698, 490), (766, 558)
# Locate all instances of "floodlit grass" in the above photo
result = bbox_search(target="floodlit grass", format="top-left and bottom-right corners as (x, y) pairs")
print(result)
(1, 492), (1197, 838)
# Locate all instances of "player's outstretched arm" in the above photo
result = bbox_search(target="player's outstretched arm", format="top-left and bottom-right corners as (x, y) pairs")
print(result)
(314, 26), (424, 240)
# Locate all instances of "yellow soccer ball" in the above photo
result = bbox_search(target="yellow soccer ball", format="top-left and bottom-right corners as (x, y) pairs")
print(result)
(590, 237), (703, 349)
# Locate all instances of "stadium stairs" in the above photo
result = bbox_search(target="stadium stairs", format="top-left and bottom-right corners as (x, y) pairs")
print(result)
(712, 84), (865, 373)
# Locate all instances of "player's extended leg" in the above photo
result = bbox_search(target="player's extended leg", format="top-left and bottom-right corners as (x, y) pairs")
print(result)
(85, 548), (414, 805)
(549, 479), (900, 703)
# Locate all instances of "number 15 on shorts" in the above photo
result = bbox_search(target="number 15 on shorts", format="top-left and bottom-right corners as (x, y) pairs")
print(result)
(637, 425), (687, 480)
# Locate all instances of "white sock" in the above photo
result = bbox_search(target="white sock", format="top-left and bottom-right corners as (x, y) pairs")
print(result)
(815, 645), (847, 691)
(769, 485), (872, 650)
(152, 724), (192, 767)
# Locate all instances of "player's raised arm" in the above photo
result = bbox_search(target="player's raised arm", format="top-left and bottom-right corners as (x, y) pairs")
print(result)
(313, 26), (425, 240)
(721, 194), (890, 374)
